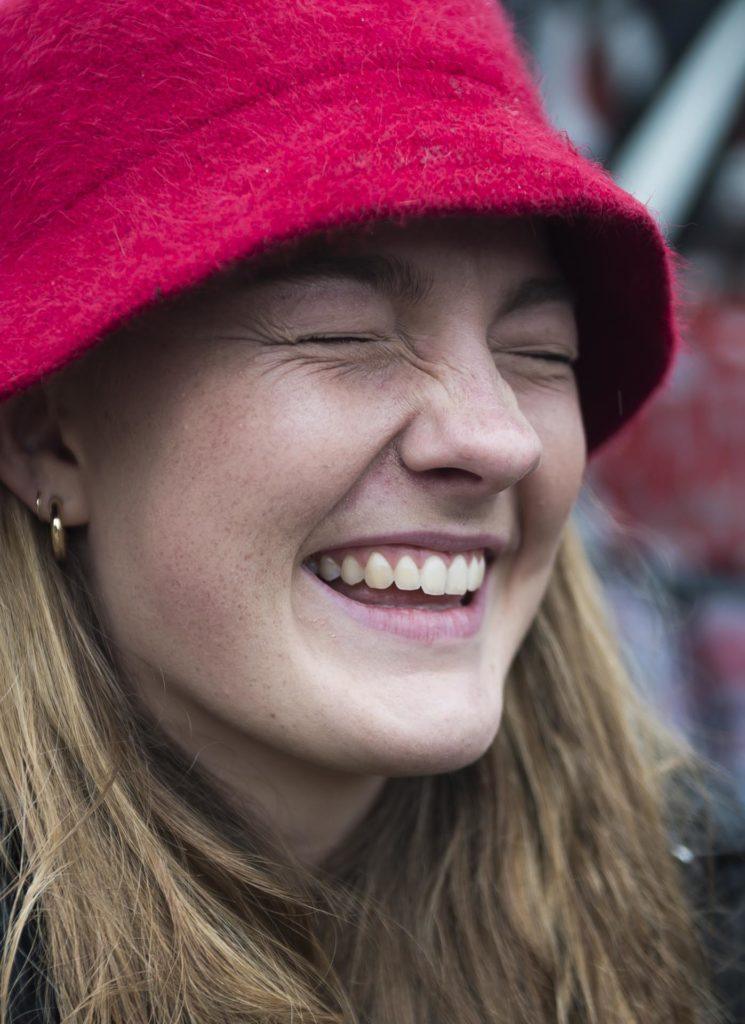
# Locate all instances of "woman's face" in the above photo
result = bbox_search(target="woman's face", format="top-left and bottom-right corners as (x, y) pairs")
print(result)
(31, 216), (585, 849)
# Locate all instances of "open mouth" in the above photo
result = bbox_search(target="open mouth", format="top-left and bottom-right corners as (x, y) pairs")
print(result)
(313, 575), (477, 610)
(302, 546), (493, 612)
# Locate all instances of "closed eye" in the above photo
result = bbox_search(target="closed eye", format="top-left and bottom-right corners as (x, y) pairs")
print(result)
(294, 334), (376, 344)
(517, 351), (577, 366)
(293, 336), (577, 370)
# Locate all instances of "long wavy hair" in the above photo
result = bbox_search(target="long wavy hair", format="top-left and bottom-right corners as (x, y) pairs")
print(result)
(0, 476), (724, 1023)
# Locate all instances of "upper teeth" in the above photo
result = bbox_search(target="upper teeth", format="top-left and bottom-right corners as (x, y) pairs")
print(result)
(315, 551), (486, 596)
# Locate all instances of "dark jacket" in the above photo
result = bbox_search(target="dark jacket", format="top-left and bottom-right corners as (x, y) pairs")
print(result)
(669, 774), (745, 1023)
(2, 782), (745, 1023)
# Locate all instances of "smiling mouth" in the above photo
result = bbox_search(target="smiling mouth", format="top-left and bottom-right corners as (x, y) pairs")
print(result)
(303, 547), (491, 611)
(317, 577), (476, 609)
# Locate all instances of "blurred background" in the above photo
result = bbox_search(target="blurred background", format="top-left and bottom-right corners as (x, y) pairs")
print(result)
(502, 0), (745, 799)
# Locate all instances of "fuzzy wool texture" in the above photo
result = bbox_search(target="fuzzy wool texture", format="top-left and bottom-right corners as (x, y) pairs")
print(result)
(0, 0), (678, 451)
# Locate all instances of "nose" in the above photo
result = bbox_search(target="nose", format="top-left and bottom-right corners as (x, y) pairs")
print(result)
(396, 341), (543, 496)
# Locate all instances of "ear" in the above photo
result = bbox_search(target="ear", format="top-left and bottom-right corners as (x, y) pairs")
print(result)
(0, 383), (89, 526)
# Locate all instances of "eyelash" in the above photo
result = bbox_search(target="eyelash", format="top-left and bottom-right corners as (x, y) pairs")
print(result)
(295, 335), (577, 366)
(295, 335), (376, 345)
(524, 352), (577, 366)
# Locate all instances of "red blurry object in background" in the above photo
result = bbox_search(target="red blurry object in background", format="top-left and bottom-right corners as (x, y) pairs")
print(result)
(590, 291), (745, 574)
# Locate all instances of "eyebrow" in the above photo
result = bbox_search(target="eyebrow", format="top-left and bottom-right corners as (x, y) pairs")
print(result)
(236, 251), (575, 315)
(242, 252), (435, 306)
(499, 276), (575, 315)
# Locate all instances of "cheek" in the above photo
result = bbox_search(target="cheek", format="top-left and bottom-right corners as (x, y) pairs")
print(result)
(517, 385), (586, 551)
(84, 366), (402, 651)
(192, 369), (402, 544)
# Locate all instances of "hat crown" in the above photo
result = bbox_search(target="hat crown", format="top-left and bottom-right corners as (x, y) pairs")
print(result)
(1, 0), (546, 250)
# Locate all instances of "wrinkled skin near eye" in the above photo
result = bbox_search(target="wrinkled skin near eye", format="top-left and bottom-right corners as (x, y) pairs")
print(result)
(11, 215), (587, 863)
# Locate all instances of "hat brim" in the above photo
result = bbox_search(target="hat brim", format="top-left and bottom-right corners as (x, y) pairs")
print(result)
(1, 68), (677, 452)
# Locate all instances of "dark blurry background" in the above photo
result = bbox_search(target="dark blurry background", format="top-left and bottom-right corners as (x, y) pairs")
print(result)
(503, 0), (745, 798)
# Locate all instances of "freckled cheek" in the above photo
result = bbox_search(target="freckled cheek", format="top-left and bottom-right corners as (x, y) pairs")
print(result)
(108, 383), (399, 671)
(138, 378), (401, 557)
(519, 395), (586, 544)
(90, 367), (400, 653)
(205, 381), (401, 522)
(88, 485), (240, 671)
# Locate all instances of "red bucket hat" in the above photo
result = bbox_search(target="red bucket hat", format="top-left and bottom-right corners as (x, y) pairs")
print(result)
(0, 0), (678, 453)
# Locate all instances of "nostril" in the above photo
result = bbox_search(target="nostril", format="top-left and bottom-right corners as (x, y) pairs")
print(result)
(426, 466), (483, 485)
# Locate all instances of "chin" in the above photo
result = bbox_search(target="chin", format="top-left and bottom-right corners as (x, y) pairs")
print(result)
(361, 703), (503, 777)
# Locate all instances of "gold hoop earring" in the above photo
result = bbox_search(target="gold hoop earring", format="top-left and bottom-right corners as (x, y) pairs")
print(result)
(48, 495), (66, 562)
(35, 490), (43, 521)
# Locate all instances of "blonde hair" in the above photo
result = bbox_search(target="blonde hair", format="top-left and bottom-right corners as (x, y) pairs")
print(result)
(0, 481), (723, 1022)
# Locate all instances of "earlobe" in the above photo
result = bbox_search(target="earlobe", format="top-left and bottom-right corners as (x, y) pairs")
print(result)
(0, 385), (90, 526)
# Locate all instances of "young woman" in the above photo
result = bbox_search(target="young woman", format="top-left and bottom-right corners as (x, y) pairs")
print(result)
(0, 1), (743, 1022)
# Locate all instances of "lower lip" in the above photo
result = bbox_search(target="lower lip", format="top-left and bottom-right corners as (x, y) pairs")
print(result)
(300, 564), (491, 643)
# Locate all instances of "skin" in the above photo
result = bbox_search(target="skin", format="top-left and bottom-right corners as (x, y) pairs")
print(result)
(0, 215), (586, 865)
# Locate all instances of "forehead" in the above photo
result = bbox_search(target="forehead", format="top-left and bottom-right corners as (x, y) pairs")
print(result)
(221, 214), (556, 292)
(210, 214), (570, 321)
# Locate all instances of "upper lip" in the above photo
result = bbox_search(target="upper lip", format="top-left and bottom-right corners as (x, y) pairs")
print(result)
(306, 531), (507, 562)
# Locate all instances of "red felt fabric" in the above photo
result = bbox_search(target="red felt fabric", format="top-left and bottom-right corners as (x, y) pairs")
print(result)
(0, 0), (679, 452)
